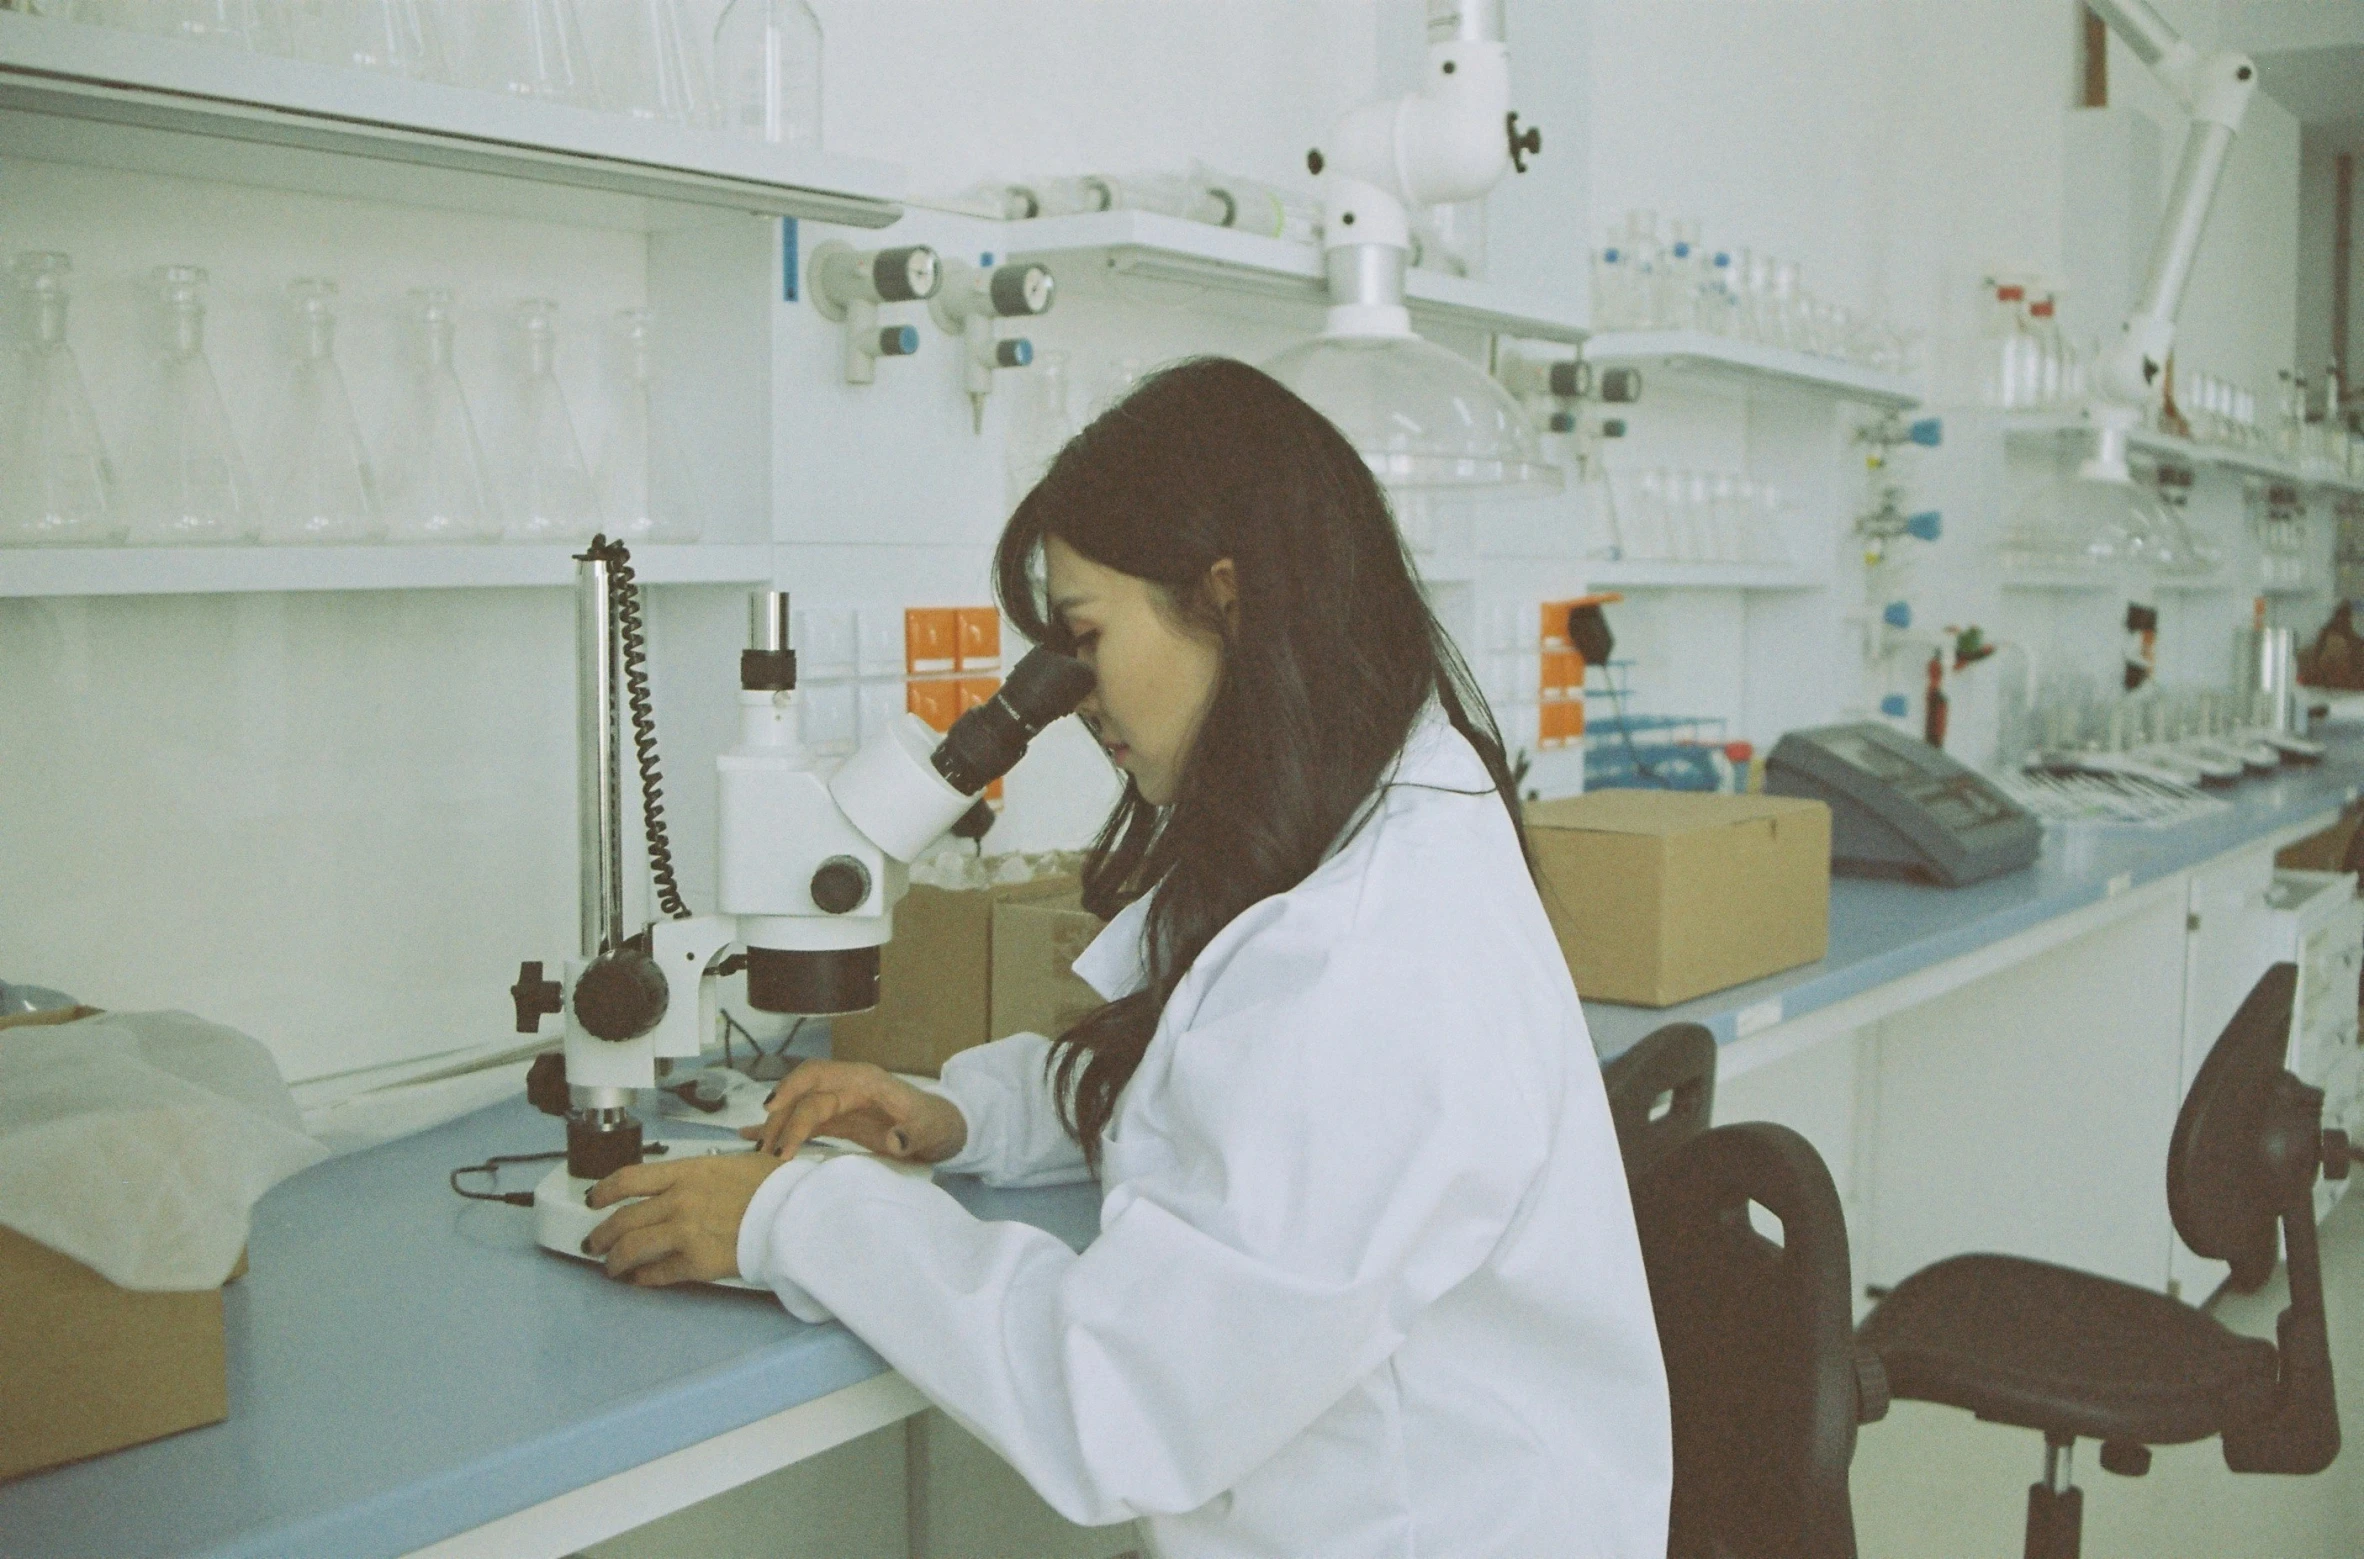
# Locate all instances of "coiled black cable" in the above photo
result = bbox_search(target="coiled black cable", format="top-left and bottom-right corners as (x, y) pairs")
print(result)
(586, 536), (690, 921)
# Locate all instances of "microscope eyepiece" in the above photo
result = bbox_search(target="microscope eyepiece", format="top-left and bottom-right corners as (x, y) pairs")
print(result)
(929, 646), (1095, 796)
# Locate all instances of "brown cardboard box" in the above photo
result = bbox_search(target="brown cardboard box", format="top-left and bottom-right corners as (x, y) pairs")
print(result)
(0, 1227), (236, 1480)
(1527, 790), (1831, 1007)
(831, 876), (1096, 1075)
(2277, 809), (2364, 875)
(990, 891), (1108, 1045)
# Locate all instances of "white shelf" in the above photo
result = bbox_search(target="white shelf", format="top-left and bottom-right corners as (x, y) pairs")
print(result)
(0, 13), (901, 231)
(1000, 210), (1588, 344)
(1583, 559), (1822, 591)
(1997, 568), (2121, 592)
(0, 543), (776, 598)
(1994, 411), (2364, 498)
(1582, 330), (1921, 409)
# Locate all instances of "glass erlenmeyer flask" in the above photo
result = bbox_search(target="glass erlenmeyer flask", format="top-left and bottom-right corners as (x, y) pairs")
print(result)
(713, 0), (822, 148)
(380, 287), (499, 544)
(133, 0), (264, 47)
(1, 252), (123, 547)
(594, 0), (711, 126)
(468, 0), (599, 108)
(264, 278), (381, 544)
(595, 308), (701, 543)
(127, 265), (255, 545)
(504, 298), (598, 543)
(285, 0), (449, 79)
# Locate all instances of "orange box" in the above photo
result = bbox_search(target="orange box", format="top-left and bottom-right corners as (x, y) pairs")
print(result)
(1540, 599), (1580, 652)
(905, 608), (958, 674)
(956, 676), (1001, 715)
(1540, 650), (1586, 699)
(907, 678), (962, 732)
(1538, 700), (1586, 748)
(985, 777), (1005, 802)
(955, 608), (1002, 670)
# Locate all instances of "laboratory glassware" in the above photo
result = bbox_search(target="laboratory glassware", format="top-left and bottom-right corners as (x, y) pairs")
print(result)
(127, 0), (264, 46)
(503, 298), (598, 543)
(0, 252), (122, 547)
(594, 307), (700, 543)
(286, 0), (448, 79)
(593, 0), (711, 126)
(126, 265), (254, 545)
(264, 278), (380, 544)
(1189, 162), (1322, 243)
(468, 0), (599, 107)
(1590, 241), (1632, 332)
(379, 287), (499, 544)
(713, 0), (821, 148)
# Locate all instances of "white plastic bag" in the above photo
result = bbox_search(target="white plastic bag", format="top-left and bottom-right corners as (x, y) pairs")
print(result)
(0, 1011), (326, 1291)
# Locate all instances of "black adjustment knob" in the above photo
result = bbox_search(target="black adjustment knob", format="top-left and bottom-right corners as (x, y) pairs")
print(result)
(1506, 112), (1541, 173)
(2325, 1128), (2352, 1181)
(572, 949), (669, 1042)
(1599, 367), (1643, 403)
(810, 855), (872, 915)
(2099, 1440), (2151, 1477)
(511, 960), (563, 1034)
(525, 1050), (569, 1117)
(1852, 1347), (1891, 1424)
(950, 798), (996, 841)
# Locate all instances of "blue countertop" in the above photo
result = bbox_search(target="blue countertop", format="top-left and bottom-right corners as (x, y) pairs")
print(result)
(0, 1098), (1099, 1559)
(9, 736), (2360, 1558)
(1579, 733), (2364, 1060)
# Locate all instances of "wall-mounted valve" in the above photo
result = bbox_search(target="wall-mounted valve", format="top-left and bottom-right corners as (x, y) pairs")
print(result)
(1497, 349), (1642, 472)
(809, 241), (941, 385)
(1856, 484), (1942, 550)
(929, 253), (1057, 432)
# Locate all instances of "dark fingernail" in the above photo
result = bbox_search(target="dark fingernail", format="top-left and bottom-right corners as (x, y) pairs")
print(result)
(764, 1088), (778, 1105)
(583, 1189), (596, 1206)
(579, 1237), (593, 1254)
(888, 1129), (909, 1153)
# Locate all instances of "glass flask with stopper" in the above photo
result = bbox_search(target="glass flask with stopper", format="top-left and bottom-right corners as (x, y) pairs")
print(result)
(263, 278), (381, 544)
(503, 297), (599, 543)
(128, 264), (255, 545)
(380, 286), (500, 543)
(1, 251), (122, 547)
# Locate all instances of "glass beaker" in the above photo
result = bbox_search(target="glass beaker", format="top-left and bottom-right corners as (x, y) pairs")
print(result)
(503, 298), (598, 543)
(467, 0), (599, 107)
(594, 0), (711, 126)
(285, 0), (450, 79)
(380, 287), (499, 544)
(127, 265), (255, 545)
(264, 278), (380, 544)
(1, 252), (122, 547)
(595, 307), (701, 543)
(713, 0), (822, 148)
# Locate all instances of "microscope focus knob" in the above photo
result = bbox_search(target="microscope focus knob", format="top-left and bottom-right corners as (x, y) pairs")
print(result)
(811, 856), (872, 915)
(573, 949), (669, 1043)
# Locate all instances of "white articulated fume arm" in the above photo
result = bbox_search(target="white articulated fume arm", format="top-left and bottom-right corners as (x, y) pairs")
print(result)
(2076, 0), (2257, 481)
(1267, 0), (1560, 493)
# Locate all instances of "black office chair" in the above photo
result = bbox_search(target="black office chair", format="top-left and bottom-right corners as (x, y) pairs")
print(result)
(1604, 1023), (1886, 1559)
(1856, 963), (2352, 1559)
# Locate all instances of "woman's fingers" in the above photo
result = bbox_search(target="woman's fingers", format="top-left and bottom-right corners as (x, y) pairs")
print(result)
(760, 1085), (854, 1158)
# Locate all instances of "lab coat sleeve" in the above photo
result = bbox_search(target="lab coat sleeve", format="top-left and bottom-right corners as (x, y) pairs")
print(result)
(924, 1030), (1094, 1188)
(737, 923), (1551, 1526)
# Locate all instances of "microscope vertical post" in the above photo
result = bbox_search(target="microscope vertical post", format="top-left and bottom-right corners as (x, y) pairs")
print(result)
(578, 546), (627, 958)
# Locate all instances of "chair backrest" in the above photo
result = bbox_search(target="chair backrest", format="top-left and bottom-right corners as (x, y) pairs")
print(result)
(1635, 1122), (1866, 1559)
(2167, 962), (2300, 1291)
(1601, 1022), (1718, 1182)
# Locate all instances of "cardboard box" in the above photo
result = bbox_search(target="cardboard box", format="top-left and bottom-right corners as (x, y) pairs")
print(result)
(1527, 790), (1831, 1007)
(831, 875), (1101, 1075)
(2277, 810), (2364, 875)
(0, 1226), (236, 1480)
(990, 891), (1109, 1046)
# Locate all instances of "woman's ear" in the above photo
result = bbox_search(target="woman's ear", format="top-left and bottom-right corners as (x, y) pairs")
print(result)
(1206, 558), (1240, 632)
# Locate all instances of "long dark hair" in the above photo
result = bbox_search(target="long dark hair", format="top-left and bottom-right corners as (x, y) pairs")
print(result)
(993, 356), (1529, 1171)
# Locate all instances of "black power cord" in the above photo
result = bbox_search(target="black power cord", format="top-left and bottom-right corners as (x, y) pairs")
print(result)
(583, 536), (689, 921)
(449, 1142), (674, 1205)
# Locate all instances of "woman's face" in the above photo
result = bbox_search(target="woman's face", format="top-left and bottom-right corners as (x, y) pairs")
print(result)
(1044, 536), (1233, 807)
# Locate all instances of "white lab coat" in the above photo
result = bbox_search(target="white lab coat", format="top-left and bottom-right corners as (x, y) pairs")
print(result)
(738, 704), (1672, 1558)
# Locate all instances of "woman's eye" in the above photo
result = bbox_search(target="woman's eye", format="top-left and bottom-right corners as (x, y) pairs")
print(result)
(1072, 631), (1099, 655)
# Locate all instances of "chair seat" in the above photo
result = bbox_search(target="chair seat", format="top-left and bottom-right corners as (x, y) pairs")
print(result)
(1858, 1253), (2279, 1447)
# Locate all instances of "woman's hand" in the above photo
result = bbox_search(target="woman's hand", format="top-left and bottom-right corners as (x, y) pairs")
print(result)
(583, 1151), (783, 1286)
(742, 1058), (968, 1164)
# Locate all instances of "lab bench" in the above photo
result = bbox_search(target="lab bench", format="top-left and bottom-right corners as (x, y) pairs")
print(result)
(7, 737), (2360, 1558)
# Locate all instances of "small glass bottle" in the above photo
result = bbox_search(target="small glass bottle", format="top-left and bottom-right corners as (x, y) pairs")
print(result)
(595, 0), (712, 126)
(380, 287), (500, 544)
(264, 278), (381, 544)
(127, 264), (255, 546)
(503, 298), (598, 544)
(1, 252), (122, 547)
(713, 0), (822, 148)
(595, 307), (701, 543)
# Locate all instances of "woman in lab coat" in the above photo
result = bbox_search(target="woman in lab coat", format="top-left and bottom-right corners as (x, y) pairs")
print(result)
(583, 357), (1672, 1557)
